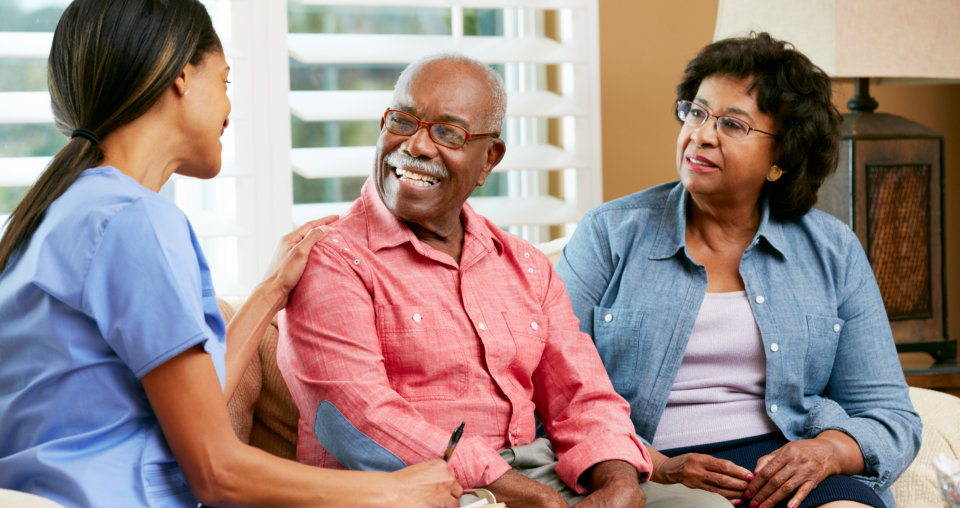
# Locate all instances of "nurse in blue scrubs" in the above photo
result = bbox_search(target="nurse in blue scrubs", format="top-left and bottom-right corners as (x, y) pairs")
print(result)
(0, 1), (461, 507)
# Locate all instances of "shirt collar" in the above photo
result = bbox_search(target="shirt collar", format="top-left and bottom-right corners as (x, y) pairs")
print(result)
(650, 181), (788, 261)
(360, 178), (503, 256)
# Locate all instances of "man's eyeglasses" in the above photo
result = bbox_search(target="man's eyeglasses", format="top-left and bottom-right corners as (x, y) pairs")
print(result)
(676, 100), (777, 139)
(381, 109), (499, 149)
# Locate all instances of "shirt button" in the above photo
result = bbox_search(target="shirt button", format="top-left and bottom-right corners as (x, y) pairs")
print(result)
(353, 259), (360, 265)
(604, 313), (613, 322)
(478, 322), (486, 330)
(770, 343), (779, 352)
(332, 238), (339, 243)
(524, 252), (531, 258)
(770, 404), (779, 413)
(834, 323), (841, 332)
(412, 314), (421, 323)
(755, 295), (765, 304)
(530, 321), (538, 331)
(527, 267), (534, 273)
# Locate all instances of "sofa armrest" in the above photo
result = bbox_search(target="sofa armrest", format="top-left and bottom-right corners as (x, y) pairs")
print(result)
(891, 386), (960, 507)
(221, 298), (299, 459)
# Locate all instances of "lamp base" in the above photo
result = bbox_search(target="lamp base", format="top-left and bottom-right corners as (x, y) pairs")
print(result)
(817, 110), (950, 354)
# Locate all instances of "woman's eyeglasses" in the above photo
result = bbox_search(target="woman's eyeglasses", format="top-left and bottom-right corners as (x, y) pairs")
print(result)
(676, 100), (777, 139)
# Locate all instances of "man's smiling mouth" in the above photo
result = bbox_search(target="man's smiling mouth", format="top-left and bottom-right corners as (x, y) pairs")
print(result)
(396, 167), (439, 187)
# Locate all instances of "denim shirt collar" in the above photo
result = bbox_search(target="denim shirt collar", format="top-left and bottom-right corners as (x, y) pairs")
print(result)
(649, 182), (789, 262)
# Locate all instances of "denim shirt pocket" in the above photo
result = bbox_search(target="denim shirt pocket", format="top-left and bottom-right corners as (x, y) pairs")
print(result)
(592, 306), (643, 394)
(803, 314), (845, 391)
(377, 304), (466, 402)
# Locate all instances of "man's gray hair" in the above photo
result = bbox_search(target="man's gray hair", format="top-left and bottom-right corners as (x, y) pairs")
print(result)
(393, 53), (507, 133)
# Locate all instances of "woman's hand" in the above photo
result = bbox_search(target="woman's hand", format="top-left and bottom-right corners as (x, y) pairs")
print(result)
(262, 215), (337, 311)
(745, 431), (863, 508)
(388, 459), (463, 508)
(656, 453), (752, 503)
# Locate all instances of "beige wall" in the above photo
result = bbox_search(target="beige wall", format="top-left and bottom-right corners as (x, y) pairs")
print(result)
(598, 0), (960, 342)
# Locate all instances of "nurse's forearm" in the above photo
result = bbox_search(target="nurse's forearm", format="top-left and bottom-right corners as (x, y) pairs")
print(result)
(222, 279), (285, 400)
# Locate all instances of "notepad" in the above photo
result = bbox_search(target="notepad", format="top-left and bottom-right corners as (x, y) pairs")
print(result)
(461, 500), (507, 508)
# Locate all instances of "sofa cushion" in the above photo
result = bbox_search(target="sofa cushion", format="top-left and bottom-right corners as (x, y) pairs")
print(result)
(221, 298), (298, 460)
(891, 386), (960, 507)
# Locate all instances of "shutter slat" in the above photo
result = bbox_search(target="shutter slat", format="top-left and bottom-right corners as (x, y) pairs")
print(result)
(0, 32), (53, 59)
(0, 156), (48, 186)
(289, 33), (580, 64)
(294, 0), (586, 7)
(289, 90), (580, 122)
(292, 143), (583, 179)
(0, 92), (53, 124)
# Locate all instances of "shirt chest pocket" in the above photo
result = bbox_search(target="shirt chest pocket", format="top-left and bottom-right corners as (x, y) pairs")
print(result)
(377, 304), (467, 402)
(803, 314), (845, 391)
(500, 309), (546, 374)
(592, 306), (643, 395)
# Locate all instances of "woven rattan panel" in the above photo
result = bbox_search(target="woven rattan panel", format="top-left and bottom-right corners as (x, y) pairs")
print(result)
(867, 164), (931, 320)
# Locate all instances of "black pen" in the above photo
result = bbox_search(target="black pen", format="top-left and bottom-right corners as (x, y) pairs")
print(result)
(442, 422), (465, 462)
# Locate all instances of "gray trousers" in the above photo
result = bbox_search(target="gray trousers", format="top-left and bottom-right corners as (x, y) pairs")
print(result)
(460, 438), (728, 507)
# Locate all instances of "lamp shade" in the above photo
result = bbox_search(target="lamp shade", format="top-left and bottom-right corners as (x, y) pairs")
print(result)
(714, 0), (960, 83)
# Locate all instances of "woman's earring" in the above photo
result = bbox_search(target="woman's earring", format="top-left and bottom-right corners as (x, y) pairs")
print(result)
(767, 164), (784, 182)
(183, 89), (190, 96)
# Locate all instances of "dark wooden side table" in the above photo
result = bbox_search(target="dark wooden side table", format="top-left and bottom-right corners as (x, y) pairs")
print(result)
(901, 353), (960, 397)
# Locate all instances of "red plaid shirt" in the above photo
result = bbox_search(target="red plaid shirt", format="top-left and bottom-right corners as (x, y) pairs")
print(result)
(278, 179), (651, 491)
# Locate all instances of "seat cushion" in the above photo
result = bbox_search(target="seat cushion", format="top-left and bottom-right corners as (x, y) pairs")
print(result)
(891, 387), (960, 507)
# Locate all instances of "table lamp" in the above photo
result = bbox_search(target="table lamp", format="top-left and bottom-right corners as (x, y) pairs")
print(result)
(714, 0), (960, 362)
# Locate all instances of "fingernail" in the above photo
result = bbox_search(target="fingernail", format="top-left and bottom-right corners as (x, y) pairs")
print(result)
(750, 501), (759, 508)
(731, 500), (742, 506)
(742, 490), (751, 499)
(746, 473), (755, 481)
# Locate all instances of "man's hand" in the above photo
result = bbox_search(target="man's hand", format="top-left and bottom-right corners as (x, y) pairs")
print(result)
(484, 470), (567, 508)
(578, 460), (645, 508)
(655, 453), (752, 503)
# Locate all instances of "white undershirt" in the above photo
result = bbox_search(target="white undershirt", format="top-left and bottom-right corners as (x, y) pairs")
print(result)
(651, 291), (778, 451)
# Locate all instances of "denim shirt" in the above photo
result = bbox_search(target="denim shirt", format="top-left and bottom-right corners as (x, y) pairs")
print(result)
(556, 181), (921, 505)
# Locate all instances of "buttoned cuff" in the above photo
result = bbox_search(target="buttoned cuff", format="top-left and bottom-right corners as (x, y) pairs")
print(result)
(556, 432), (652, 494)
(447, 436), (513, 489)
(803, 398), (887, 488)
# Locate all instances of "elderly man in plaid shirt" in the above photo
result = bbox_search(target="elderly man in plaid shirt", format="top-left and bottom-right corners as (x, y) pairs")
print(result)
(278, 53), (727, 508)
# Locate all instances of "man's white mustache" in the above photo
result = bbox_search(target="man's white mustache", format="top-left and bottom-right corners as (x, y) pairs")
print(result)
(385, 152), (448, 179)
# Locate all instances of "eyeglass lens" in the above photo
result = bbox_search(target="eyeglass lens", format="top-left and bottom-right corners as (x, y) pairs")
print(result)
(677, 101), (751, 138)
(384, 110), (467, 148)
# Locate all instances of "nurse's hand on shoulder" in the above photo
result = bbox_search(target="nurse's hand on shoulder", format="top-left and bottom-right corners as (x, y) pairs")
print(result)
(389, 459), (463, 508)
(655, 453), (752, 503)
(262, 215), (338, 309)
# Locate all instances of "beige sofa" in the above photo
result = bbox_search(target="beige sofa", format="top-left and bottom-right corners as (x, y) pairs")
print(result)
(221, 237), (960, 508)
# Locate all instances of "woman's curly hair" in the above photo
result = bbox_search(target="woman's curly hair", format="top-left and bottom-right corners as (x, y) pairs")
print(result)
(676, 32), (843, 221)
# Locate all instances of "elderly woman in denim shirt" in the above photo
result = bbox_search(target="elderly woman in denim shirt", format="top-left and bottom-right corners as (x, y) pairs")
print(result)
(557, 32), (920, 508)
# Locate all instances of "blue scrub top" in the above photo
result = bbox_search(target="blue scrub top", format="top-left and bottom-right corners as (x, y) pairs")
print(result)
(0, 167), (227, 507)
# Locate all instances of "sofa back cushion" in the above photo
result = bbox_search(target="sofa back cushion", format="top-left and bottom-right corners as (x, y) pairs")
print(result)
(221, 298), (298, 459)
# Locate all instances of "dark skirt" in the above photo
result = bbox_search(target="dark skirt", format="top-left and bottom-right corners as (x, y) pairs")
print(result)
(661, 433), (884, 508)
